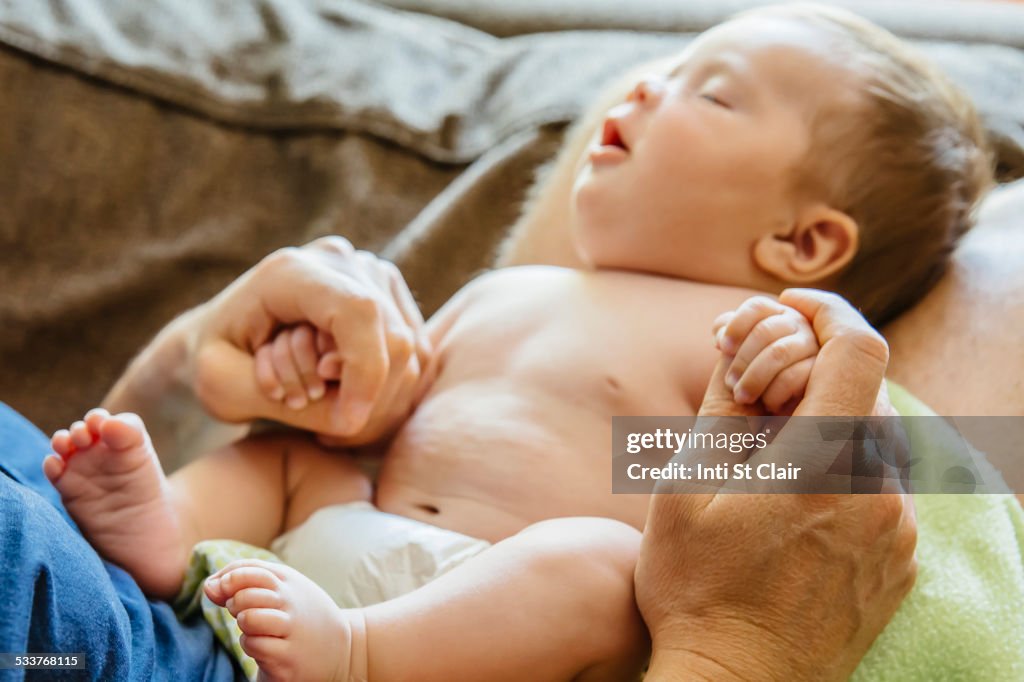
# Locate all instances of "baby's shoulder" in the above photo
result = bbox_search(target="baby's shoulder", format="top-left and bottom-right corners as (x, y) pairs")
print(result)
(464, 264), (578, 290)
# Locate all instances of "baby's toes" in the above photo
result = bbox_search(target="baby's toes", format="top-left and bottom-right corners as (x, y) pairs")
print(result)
(51, 429), (75, 458)
(98, 413), (147, 451)
(84, 408), (111, 437)
(239, 635), (293, 678)
(237, 607), (292, 638)
(69, 420), (96, 450)
(205, 562), (281, 605)
(225, 587), (283, 618)
(42, 454), (67, 482)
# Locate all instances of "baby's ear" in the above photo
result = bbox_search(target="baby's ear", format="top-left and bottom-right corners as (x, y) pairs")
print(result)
(752, 205), (859, 284)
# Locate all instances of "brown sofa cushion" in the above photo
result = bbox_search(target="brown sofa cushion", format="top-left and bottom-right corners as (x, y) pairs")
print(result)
(2, 0), (1023, 432)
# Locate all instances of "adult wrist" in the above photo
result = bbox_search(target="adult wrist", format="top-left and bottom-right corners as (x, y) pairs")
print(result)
(645, 647), (751, 682)
(644, 620), (807, 682)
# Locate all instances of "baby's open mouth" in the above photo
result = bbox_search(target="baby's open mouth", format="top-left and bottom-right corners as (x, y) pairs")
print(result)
(601, 118), (629, 151)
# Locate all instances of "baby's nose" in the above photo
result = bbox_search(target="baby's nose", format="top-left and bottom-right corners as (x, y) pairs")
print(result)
(626, 74), (666, 105)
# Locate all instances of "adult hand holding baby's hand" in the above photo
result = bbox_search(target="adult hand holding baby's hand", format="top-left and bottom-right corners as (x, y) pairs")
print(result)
(189, 237), (430, 439)
(636, 289), (916, 682)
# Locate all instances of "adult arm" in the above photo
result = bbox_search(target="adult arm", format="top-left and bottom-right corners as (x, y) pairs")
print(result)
(103, 237), (429, 466)
(636, 291), (917, 682)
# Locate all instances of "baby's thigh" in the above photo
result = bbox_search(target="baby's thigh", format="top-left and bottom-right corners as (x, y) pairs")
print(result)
(512, 518), (649, 678)
(281, 439), (373, 532)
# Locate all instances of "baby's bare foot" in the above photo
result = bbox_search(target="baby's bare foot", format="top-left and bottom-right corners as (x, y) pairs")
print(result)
(45, 408), (188, 600)
(204, 559), (368, 682)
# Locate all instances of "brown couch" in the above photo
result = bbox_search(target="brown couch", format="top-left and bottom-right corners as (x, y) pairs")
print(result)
(2, 0), (1023, 433)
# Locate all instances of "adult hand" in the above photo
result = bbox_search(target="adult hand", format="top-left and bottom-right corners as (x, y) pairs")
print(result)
(189, 237), (430, 440)
(635, 289), (917, 682)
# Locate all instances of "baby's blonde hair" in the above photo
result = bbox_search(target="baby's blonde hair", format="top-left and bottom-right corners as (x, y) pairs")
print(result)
(744, 3), (994, 325)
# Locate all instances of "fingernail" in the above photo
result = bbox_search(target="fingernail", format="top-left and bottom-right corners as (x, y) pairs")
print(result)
(270, 387), (285, 401)
(734, 388), (753, 404)
(287, 394), (307, 410)
(725, 371), (739, 389)
(207, 577), (220, 590)
(720, 335), (737, 355)
(308, 385), (325, 401)
(226, 597), (235, 612)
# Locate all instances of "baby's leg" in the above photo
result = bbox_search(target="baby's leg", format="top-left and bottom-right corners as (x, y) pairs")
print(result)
(167, 432), (372, 550)
(46, 409), (191, 600)
(46, 409), (370, 601)
(365, 516), (649, 681)
(206, 517), (648, 682)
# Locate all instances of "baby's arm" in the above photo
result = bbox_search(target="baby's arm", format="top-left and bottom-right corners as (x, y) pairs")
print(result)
(713, 294), (820, 415)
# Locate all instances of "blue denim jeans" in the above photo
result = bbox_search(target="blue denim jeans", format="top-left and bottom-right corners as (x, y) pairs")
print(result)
(0, 402), (239, 681)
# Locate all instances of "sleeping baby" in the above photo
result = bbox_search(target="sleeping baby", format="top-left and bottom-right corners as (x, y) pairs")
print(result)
(43, 4), (992, 681)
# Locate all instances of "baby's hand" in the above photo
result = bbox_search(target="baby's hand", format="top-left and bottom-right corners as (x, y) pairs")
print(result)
(712, 295), (819, 415)
(254, 324), (340, 410)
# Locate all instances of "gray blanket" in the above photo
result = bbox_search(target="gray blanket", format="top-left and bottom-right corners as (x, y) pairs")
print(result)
(2, 0), (1023, 432)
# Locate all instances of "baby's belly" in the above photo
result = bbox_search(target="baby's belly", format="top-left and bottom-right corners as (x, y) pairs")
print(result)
(374, 381), (644, 542)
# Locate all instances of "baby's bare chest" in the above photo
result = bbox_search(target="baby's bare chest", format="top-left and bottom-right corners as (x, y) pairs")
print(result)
(435, 268), (724, 413)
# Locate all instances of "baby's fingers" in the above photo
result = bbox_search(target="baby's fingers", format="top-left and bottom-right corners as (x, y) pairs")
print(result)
(726, 307), (803, 389)
(761, 357), (815, 415)
(733, 333), (818, 405)
(255, 345), (285, 402)
(712, 311), (735, 351)
(317, 351), (342, 380)
(288, 325), (326, 402)
(718, 296), (787, 355)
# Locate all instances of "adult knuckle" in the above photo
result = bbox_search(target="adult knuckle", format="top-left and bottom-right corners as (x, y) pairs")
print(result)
(847, 328), (890, 365)
(348, 293), (381, 322)
(390, 328), (415, 360)
(308, 235), (354, 255)
(354, 249), (380, 268)
(380, 259), (402, 280)
(260, 246), (301, 273)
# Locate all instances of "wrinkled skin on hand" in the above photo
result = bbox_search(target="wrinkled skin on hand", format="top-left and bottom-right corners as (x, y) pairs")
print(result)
(636, 289), (917, 682)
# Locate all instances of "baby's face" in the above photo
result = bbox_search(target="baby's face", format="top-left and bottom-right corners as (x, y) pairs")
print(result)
(572, 16), (857, 286)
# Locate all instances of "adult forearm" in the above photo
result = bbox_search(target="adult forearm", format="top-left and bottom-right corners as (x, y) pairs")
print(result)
(101, 305), (247, 470)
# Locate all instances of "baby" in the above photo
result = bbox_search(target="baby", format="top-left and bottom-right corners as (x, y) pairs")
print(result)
(44, 5), (991, 681)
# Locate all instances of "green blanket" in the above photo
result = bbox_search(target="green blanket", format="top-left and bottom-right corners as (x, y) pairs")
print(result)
(176, 385), (1024, 681)
(852, 385), (1024, 680)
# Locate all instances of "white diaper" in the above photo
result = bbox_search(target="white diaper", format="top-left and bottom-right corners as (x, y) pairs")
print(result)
(270, 501), (491, 608)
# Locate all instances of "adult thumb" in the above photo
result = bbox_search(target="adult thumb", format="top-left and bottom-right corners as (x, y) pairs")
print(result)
(780, 289), (889, 417)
